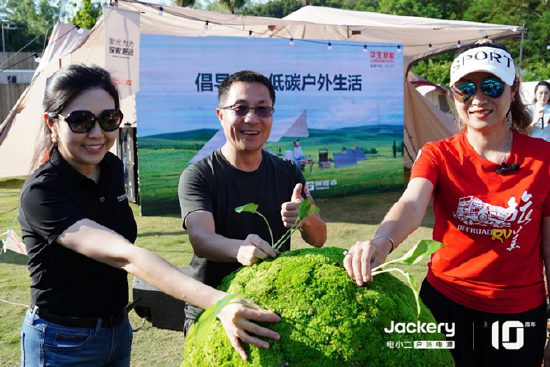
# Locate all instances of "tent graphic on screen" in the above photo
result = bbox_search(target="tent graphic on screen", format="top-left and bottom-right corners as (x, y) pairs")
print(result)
(189, 110), (309, 164)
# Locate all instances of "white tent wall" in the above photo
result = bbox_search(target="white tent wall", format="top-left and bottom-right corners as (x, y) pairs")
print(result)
(0, 0), (523, 177)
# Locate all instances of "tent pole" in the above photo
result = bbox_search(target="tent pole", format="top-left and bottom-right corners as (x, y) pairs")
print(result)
(518, 28), (525, 71)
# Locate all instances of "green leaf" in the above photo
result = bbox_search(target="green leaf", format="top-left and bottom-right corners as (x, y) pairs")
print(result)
(373, 240), (444, 272)
(193, 292), (240, 351)
(235, 203), (258, 214)
(397, 239), (444, 265)
(298, 198), (320, 220)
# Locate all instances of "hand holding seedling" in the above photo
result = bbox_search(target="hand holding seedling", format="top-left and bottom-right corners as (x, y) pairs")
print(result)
(344, 239), (391, 285)
(281, 183), (304, 229)
(343, 239), (444, 317)
(236, 234), (278, 266)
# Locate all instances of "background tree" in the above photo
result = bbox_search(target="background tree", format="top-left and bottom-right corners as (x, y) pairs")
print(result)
(174, 0), (197, 8)
(218, 0), (246, 14)
(69, 0), (103, 30)
(462, 0), (550, 81)
(0, 0), (67, 53)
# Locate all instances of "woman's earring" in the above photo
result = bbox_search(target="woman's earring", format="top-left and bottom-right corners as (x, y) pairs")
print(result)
(506, 110), (513, 129)
(51, 134), (57, 144)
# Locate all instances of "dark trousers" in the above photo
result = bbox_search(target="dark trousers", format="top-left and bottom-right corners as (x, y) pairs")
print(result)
(420, 279), (546, 367)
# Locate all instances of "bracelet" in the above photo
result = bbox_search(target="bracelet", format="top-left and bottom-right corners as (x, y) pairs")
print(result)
(372, 235), (395, 254)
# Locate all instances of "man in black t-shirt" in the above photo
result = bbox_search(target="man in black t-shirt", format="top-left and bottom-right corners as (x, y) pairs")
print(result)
(179, 70), (327, 332)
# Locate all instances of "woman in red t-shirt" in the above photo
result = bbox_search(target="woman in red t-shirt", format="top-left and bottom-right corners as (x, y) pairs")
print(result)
(344, 39), (550, 367)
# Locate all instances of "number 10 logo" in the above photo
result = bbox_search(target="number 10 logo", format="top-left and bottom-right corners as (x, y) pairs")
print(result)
(491, 321), (524, 350)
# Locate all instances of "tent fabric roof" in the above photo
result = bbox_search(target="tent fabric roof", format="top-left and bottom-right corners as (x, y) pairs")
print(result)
(117, 1), (524, 72)
(283, 6), (523, 69)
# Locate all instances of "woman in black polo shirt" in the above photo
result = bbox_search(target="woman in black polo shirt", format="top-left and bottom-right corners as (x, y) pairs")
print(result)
(19, 64), (280, 366)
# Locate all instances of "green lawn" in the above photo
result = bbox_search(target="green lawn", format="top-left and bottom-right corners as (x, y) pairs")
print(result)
(0, 176), (434, 367)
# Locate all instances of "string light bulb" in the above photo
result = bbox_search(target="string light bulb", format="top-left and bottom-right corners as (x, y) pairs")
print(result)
(397, 45), (401, 53)
(248, 30), (252, 39)
(547, 45), (550, 50)
(289, 38), (295, 46)
(327, 42), (332, 51)
(456, 40), (461, 48)
(512, 27), (518, 32)
(204, 21), (209, 30)
(33, 52), (41, 63)
(428, 43), (433, 50)
(76, 25), (84, 34)
(158, 6), (163, 16)
(363, 45), (367, 53)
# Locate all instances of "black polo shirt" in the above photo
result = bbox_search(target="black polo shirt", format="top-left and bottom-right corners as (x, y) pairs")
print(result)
(18, 149), (137, 318)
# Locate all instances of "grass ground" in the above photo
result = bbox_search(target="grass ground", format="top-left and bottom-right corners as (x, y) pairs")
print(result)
(0, 176), (433, 367)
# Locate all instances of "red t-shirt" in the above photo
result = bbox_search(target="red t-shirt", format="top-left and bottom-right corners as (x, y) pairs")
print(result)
(411, 130), (550, 313)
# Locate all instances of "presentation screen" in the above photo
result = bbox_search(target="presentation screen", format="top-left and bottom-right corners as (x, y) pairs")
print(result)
(137, 35), (404, 216)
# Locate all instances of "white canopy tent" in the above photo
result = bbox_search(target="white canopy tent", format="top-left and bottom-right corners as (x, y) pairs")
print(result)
(0, 0), (524, 177)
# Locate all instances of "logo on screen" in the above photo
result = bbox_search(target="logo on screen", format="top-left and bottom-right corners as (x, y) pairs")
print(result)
(491, 321), (524, 350)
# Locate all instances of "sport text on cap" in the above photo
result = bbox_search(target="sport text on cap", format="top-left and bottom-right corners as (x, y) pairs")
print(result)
(450, 46), (515, 86)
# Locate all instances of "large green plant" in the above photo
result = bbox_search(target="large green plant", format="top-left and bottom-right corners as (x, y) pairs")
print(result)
(182, 247), (453, 367)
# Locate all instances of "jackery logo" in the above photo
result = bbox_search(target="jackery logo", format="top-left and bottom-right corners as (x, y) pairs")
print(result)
(454, 191), (533, 251)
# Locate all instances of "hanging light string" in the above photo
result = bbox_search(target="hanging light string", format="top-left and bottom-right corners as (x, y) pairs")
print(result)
(134, 0), (401, 50)
(0, 23), (84, 72)
(127, 0), (523, 53)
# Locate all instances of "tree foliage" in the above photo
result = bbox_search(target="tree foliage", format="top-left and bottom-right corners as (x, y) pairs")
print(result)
(69, 0), (103, 30)
(174, 0), (197, 7)
(218, 0), (246, 14)
(0, 0), (67, 53)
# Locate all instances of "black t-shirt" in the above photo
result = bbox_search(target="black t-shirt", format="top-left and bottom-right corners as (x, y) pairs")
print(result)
(179, 149), (306, 291)
(18, 150), (137, 318)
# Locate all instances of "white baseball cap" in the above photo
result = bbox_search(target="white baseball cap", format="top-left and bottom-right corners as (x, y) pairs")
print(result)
(450, 46), (516, 86)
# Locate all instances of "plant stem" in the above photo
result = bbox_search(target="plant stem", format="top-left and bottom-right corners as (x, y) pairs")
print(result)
(273, 219), (301, 250)
(372, 267), (421, 317)
(256, 212), (274, 246)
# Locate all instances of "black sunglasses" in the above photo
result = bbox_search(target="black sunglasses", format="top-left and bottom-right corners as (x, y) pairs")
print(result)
(221, 104), (275, 118)
(58, 109), (123, 133)
(451, 77), (506, 103)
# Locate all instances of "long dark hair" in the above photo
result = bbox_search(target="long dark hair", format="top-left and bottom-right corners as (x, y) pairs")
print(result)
(31, 64), (120, 171)
(532, 81), (550, 105)
(454, 39), (531, 134)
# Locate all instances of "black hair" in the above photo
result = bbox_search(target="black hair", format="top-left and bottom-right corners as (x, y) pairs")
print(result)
(454, 39), (531, 134)
(31, 64), (120, 171)
(533, 81), (550, 105)
(217, 70), (276, 107)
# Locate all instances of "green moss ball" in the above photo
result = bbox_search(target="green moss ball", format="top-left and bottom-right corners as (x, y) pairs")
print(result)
(182, 247), (454, 367)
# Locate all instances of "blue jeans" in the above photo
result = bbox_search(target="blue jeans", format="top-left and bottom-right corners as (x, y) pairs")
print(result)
(21, 307), (133, 367)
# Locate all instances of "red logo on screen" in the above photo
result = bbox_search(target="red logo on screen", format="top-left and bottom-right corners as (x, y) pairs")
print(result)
(370, 51), (395, 63)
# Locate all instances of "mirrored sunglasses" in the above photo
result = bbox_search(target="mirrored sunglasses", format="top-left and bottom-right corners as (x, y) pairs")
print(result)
(58, 109), (123, 133)
(451, 77), (506, 103)
(221, 104), (275, 118)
